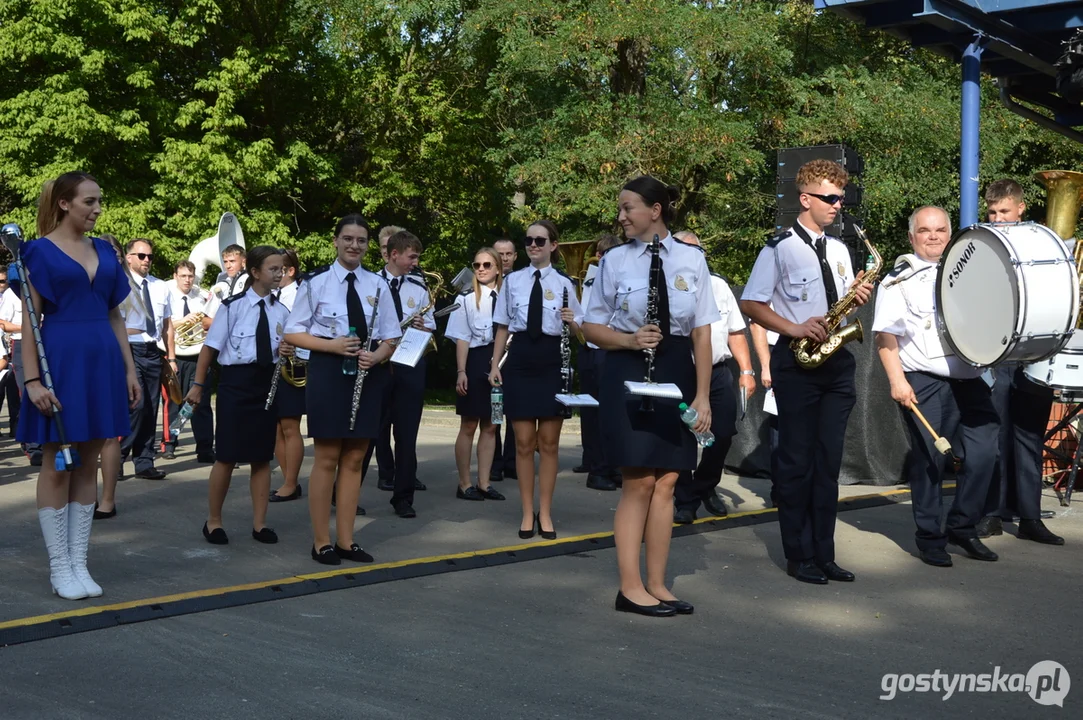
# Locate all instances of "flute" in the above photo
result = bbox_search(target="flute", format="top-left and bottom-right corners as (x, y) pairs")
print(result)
(264, 356), (283, 411)
(349, 293), (380, 431)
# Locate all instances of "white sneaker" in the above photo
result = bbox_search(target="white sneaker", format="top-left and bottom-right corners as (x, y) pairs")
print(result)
(67, 502), (102, 597)
(38, 506), (88, 600)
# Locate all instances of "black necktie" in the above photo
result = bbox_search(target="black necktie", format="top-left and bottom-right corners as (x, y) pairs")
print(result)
(814, 237), (839, 306)
(490, 290), (497, 319)
(256, 299), (272, 366)
(656, 255), (671, 340)
(389, 277), (404, 321)
(346, 272), (366, 339)
(527, 270), (543, 339)
(142, 280), (155, 335)
(182, 297), (190, 316)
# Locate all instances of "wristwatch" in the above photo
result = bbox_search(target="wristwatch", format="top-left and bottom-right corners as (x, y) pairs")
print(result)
(740, 370), (755, 376)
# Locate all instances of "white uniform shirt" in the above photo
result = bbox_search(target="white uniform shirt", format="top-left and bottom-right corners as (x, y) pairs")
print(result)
(204, 288), (290, 366)
(580, 273), (604, 350)
(741, 220), (855, 327)
(203, 272), (249, 319)
(284, 260), (401, 344)
(708, 275), (747, 365)
(872, 255), (980, 379)
(170, 284), (210, 357)
(277, 281), (299, 312)
(584, 234), (720, 334)
(494, 265), (583, 335)
(445, 286), (499, 348)
(378, 268), (437, 331)
(0, 287), (21, 342)
(124, 273), (173, 343)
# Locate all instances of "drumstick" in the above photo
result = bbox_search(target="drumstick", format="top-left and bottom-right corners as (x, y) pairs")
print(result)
(909, 400), (953, 456)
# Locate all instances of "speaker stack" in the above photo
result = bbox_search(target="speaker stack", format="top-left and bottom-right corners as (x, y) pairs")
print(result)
(774, 144), (867, 270)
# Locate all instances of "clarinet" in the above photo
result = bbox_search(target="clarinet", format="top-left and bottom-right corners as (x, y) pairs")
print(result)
(349, 293), (380, 431)
(264, 357), (283, 411)
(559, 286), (573, 419)
(640, 233), (661, 412)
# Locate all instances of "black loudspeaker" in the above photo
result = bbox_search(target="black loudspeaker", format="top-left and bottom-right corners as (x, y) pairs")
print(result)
(774, 181), (863, 213)
(776, 144), (864, 180)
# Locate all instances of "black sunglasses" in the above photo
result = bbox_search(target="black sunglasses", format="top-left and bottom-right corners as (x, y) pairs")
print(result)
(524, 236), (550, 247)
(472, 261), (494, 270)
(128, 252), (154, 261)
(804, 192), (843, 206)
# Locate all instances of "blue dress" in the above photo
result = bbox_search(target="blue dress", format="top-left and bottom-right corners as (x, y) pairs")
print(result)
(16, 237), (132, 444)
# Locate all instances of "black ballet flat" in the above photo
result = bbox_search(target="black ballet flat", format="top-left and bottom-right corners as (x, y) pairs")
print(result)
(478, 486), (505, 501)
(93, 503), (116, 520)
(252, 527), (279, 544)
(660, 598), (695, 615)
(202, 522), (228, 545)
(311, 544), (341, 565)
(269, 486), (302, 502)
(457, 486), (485, 501)
(334, 543), (374, 563)
(615, 592), (677, 617)
(538, 514), (556, 540)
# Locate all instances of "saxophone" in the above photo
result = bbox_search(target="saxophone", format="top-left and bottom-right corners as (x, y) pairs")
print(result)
(790, 224), (882, 369)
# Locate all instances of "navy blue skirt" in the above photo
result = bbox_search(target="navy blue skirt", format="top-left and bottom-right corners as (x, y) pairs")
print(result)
(599, 336), (697, 471)
(275, 362), (307, 419)
(502, 333), (562, 420)
(457, 343), (495, 419)
(305, 350), (389, 439)
(216, 363), (278, 464)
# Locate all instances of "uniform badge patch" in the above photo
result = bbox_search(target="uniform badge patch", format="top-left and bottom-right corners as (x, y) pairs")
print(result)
(407, 296), (416, 309)
(544, 289), (555, 301)
(675, 276), (688, 291)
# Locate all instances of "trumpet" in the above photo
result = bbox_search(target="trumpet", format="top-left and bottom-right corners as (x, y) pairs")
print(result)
(399, 269), (448, 354)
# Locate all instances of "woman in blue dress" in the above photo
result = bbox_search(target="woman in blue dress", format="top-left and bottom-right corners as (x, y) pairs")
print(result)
(19, 171), (140, 600)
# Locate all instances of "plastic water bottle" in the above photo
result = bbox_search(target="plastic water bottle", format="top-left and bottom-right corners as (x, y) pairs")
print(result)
(678, 403), (715, 447)
(170, 402), (195, 441)
(491, 385), (504, 425)
(342, 326), (358, 376)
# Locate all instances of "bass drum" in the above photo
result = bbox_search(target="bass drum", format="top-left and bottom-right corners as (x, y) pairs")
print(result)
(935, 222), (1078, 367)
(1024, 331), (1083, 390)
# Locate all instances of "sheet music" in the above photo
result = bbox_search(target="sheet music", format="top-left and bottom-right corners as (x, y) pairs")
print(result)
(556, 393), (599, 407)
(390, 327), (429, 367)
(763, 388), (778, 416)
(624, 381), (683, 399)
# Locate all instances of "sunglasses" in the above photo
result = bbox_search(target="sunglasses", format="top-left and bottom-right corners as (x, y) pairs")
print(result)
(524, 236), (550, 247)
(472, 261), (494, 270)
(804, 192), (844, 206)
(128, 252), (154, 261)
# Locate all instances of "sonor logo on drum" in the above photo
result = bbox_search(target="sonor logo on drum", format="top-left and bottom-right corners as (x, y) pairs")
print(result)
(946, 241), (977, 289)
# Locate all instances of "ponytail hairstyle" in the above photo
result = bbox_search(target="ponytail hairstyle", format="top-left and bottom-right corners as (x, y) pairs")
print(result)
(37, 171), (98, 238)
(621, 176), (680, 227)
(242, 245), (285, 299)
(281, 248), (301, 284)
(334, 214), (370, 237)
(471, 246), (503, 309)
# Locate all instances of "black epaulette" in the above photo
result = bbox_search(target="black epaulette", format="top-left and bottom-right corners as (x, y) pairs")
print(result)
(583, 277), (595, 288)
(554, 267), (572, 281)
(301, 264), (331, 282)
(765, 229), (792, 248)
(222, 292), (245, 307)
(405, 275), (427, 289)
(885, 266), (905, 279)
(674, 236), (705, 252)
(599, 241), (624, 258)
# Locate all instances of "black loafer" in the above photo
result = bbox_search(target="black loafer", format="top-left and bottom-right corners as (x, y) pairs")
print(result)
(377, 478), (394, 492)
(136, 467), (167, 480)
(394, 501), (417, 518)
(311, 544), (341, 565)
(976, 516), (1003, 538)
(202, 522), (228, 545)
(572, 464), (588, 474)
(660, 598), (695, 615)
(948, 536), (999, 561)
(93, 503), (116, 520)
(786, 560), (828, 584)
(673, 508), (696, 525)
(586, 474), (618, 491)
(702, 493), (728, 518)
(920, 547), (953, 567)
(252, 527), (279, 544)
(1018, 519), (1065, 545)
(269, 486), (302, 502)
(414, 478), (427, 491)
(478, 486), (505, 501)
(334, 543), (374, 562)
(816, 561), (855, 582)
(457, 486), (485, 501)
(615, 592), (677, 617)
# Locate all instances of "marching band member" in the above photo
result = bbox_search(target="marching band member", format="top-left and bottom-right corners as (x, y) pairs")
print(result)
(582, 177), (717, 617)
(120, 238), (174, 481)
(270, 249), (306, 502)
(739, 159), (873, 585)
(672, 230), (756, 523)
(164, 260), (215, 463)
(873, 206), (1002, 565)
(184, 246), (290, 545)
(200, 243), (248, 331)
(446, 247), (506, 501)
(490, 220), (583, 541)
(0, 266), (21, 437)
(20, 171), (139, 599)
(978, 180), (1062, 545)
(284, 215), (399, 565)
(491, 237), (519, 482)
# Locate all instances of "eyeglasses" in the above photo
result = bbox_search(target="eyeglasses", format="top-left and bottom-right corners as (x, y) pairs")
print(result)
(472, 261), (493, 270)
(804, 192), (844, 206)
(128, 252), (154, 261)
(338, 236), (368, 247)
(524, 236), (550, 247)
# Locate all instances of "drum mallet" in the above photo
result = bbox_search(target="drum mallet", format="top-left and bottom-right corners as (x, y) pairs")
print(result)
(910, 400), (963, 471)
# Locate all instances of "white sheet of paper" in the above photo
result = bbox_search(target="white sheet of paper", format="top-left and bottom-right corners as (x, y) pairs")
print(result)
(294, 347), (311, 361)
(624, 381), (683, 400)
(763, 388), (778, 416)
(391, 327), (429, 367)
(556, 393), (599, 407)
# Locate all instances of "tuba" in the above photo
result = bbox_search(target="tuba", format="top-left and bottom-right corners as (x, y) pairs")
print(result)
(790, 224), (882, 369)
(557, 239), (598, 296)
(188, 212), (246, 287)
(1035, 170), (1083, 327)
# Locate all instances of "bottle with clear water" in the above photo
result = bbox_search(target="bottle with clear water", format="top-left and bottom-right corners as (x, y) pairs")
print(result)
(491, 384), (504, 425)
(342, 326), (358, 376)
(170, 402), (195, 441)
(678, 403), (714, 447)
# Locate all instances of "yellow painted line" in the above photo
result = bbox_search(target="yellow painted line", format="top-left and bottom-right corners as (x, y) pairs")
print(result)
(0, 483), (931, 633)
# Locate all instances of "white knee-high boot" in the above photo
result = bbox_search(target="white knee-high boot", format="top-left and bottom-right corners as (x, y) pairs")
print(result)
(67, 501), (102, 597)
(38, 506), (88, 600)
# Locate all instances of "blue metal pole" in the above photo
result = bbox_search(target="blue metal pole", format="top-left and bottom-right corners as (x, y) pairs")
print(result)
(960, 36), (986, 228)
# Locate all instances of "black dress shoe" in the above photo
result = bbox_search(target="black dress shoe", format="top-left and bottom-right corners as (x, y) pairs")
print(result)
(478, 486), (506, 501)
(311, 545), (341, 565)
(586, 474), (618, 491)
(393, 501), (417, 518)
(615, 592), (677, 617)
(518, 516), (536, 539)
(414, 478), (427, 491)
(202, 522), (228, 545)
(538, 514), (556, 540)
(93, 503), (116, 520)
(252, 527), (279, 544)
(976, 516), (1003, 538)
(786, 560), (828, 584)
(816, 561), (855, 582)
(948, 536), (999, 561)
(196, 453), (216, 464)
(377, 478), (394, 492)
(701, 493), (728, 518)
(673, 508), (696, 525)
(135, 467), (167, 480)
(659, 598), (695, 615)
(920, 547), (953, 567)
(1018, 519), (1065, 545)
(572, 464), (588, 474)
(334, 543), (374, 562)
(457, 486), (485, 501)
(269, 486), (302, 502)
